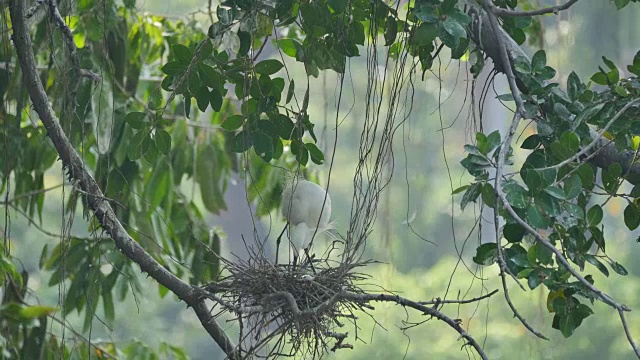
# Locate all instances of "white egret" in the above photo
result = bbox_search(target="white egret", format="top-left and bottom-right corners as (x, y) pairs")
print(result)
(280, 177), (332, 262)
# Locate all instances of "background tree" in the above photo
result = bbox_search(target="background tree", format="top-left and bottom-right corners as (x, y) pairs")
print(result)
(2, 0), (640, 358)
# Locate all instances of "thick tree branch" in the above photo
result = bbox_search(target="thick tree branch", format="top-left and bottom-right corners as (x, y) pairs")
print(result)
(539, 99), (640, 171)
(467, 6), (640, 180)
(490, 0), (580, 17)
(8, 2), (237, 358)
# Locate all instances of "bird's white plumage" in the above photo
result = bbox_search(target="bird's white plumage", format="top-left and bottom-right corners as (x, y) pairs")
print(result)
(281, 178), (332, 250)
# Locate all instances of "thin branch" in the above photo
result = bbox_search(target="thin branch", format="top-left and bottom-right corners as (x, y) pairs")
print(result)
(8, 2), (238, 358)
(8, 203), (64, 238)
(347, 292), (489, 360)
(479, 0), (551, 340)
(538, 99), (640, 171)
(619, 310), (640, 358)
(491, 0), (580, 17)
(0, 183), (65, 205)
(495, 191), (547, 340)
(418, 289), (499, 305)
(46, 0), (83, 117)
(497, 186), (630, 311)
(204, 289), (495, 360)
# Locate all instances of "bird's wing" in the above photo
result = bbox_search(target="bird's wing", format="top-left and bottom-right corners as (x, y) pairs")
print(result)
(290, 222), (311, 250)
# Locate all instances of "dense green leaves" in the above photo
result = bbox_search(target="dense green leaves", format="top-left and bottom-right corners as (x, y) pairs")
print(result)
(473, 243), (498, 265)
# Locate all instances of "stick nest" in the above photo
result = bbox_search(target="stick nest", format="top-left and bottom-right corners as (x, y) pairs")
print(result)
(206, 255), (373, 358)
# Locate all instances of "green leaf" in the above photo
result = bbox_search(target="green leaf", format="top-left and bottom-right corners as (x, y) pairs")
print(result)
(521, 168), (541, 194)
(217, 6), (233, 25)
(464, 144), (483, 156)
(102, 286), (115, 322)
(585, 255), (609, 277)
(384, 16), (398, 46)
(305, 142), (325, 165)
(496, 93), (515, 101)
(461, 182), (482, 210)
(586, 205), (603, 227)
(544, 185), (566, 200)
(452, 185), (470, 195)
(442, 17), (466, 39)
(449, 9), (471, 25)
(536, 243), (554, 265)
(254, 132), (274, 162)
(480, 130), (501, 155)
(537, 192), (561, 217)
(328, 0), (348, 13)
(537, 66), (556, 80)
(503, 223), (526, 243)
(513, 61), (531, 75)
(590, 226), (606, 252)
(144, 160), (170, 209)
(155, 129), (172, 155)
(231, 130), (253, 153)
(278, 39), (303, 58)
(615, 85), (629, 97)
(196, 145), (227, 214)
(172, 44), (193, 64)
(128, 130), (151, 160)
(255, 59), (284, 75)
(576, 164), (595, 189)
(414, 23), (438, 46)
(567, 71), (582, 101)
(615, 0), (631, 9)
(222, 115), (244, 131)
(473, 243), (498, 265)
(126, 112), (148, 129)
(560, 131), (580, 153)
(195, 85), (210, 112)
(624, 203), (640, 230)
(531, 50), (546, 71)
(286, 79), (295, 104)
(608, 260), (629, 276)
(575, 102), (606, 126)
(559, 313), (576, 338)
(527, 269), (543, 290)
(19, 305), (57, 319)
(198, 63), (221, 88)
(550, 141), (572, 161)
(527, 205), (549, 228)
(521, 135), (540, 149)
(504, 182), (528, 209)
(210, 89), (223, 112)
(414, 5), (438, 23)
(161, 61), (186, 76)
(148, 88), (163, 110)
(273, 137), (284, 159)
(563, 175), (582, 200)
(481, 183), (496, 208)
(237, 31), (251, 57)
(602, 56), (618, 72)
(590, 72), (609, 86)
(564, 203), (585, 220)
